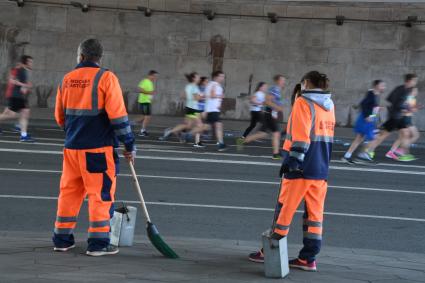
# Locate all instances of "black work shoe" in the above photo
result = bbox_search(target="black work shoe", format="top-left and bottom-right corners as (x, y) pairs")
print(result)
(54, 244), (76, 252)
(86, 245), (119, 257)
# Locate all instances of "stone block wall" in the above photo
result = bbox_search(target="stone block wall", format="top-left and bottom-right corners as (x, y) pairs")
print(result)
(0, 0), (424, 128)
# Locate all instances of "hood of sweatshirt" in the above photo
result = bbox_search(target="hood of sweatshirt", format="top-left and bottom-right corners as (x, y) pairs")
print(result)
(302, 89), (334, 111)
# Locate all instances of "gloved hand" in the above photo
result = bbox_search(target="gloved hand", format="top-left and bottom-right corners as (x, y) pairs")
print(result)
(279, 157), (302, 177)
(123, 149), (136, 165)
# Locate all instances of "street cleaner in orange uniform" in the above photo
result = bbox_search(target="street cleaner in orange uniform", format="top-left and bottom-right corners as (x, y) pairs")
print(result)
(249, 71), (335, 272)
(52, 39), (135, 256)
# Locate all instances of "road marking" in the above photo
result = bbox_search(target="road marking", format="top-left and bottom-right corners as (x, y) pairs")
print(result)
(0, 193), (423, 222)
(1, 147), (425, 175)
(0, 167), (424, 195)
(1, 138), (424, 169)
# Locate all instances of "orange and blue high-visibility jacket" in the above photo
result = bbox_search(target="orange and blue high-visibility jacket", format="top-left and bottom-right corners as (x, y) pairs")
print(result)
(55, 61), (135, 152)
(282, 90), (335, 180)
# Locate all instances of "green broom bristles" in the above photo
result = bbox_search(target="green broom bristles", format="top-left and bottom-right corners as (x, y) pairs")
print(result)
(147, 222), (179, 259)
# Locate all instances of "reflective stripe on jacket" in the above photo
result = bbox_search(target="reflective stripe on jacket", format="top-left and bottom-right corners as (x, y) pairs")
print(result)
(283, 91), (335, 180)
(55, 61), (135, 151)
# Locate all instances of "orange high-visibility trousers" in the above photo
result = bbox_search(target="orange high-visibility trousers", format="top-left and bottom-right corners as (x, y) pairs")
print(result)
(53, 146), (116, 250)
(274, 178), (327, 263)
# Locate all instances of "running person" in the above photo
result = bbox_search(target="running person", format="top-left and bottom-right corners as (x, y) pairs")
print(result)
(159, 72), (203, 143)
(342, 80), (386, 164)
(189, 71), (227, 151)
(0, 55), (35, 142)
(249, 71), (335, 272)
(194, 76), (209, 147)
(386, 87), (420, 161)
(237, 75), (286, 160)
(136, 70), (158, 137)
(358, 74), (418, 162)
(241, 82), (267, 138)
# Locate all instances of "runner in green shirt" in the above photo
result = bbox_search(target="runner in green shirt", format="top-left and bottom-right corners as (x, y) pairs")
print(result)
(137, 70), (158, 136)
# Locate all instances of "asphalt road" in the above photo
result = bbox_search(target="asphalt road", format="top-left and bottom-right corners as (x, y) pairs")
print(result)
(0, 125), (424, 254)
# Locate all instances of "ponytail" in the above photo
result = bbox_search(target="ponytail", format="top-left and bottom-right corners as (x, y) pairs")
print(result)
(185, 72), (198, 83)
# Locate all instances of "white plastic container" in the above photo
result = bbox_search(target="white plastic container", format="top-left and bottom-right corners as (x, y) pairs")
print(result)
(110, 205), (137, 247)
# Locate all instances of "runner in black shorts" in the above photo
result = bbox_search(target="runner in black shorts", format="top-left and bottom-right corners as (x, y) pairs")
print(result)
(0, 55), (35, 142)
(8, 97), (28, 113)
(206, 112), (220, 124)
(259, 111), (278, 132)
(236, 75), (286, 160)
(139, 103), (151, 116)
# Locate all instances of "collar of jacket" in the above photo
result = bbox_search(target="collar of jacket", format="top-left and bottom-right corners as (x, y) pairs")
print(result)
(302, 89), (334, 111)
(75, 61), (100, 69)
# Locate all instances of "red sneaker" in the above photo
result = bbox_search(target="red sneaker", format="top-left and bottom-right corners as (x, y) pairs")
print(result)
(289, 258), (317, 271)
(248, 249), (264, 263)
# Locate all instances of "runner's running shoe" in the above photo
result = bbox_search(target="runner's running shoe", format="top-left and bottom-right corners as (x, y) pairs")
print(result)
(289, 258), (317, 272)
(193, 142), (206, 148)
(356, 152), (374, 163)
(248, 249), (264, 263)
(20, 135), (35, 143)
(158, 128), (172, 141)
(236, 138), (244, 151)
(138, 130), (149, 137)
(218, 143), (227, 152)
(398, 154), (416, 162)
(341, 156), (356, 164)
(272, 153), (282, 160)
(385, 151), (399, 160)
(86, 245), (119, 257)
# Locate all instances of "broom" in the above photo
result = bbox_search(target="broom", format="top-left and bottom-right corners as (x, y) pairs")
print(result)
(128, 161), (179, 259)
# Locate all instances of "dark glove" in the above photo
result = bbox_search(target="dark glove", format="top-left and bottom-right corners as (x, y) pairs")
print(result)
(279, 162), (289, 177)
(279, 157), (302, 177)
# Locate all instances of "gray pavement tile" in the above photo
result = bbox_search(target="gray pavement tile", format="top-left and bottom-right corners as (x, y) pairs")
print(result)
(126, 269), (208, 282)
(0, 273), (37, 281)
(10, 279), (75, 283)
(322, 269), (397, 281)
(38, 271), (127, 282)
(352, 266), (425, 282)
(372, 280), (425, 283)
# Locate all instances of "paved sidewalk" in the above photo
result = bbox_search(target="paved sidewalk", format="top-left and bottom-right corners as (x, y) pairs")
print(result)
(1, 231), (424, 283)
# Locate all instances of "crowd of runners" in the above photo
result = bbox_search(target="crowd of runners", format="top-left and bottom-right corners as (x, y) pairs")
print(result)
(342, 74), (420, 163)
(135, 67), (420, 163)
(0, 54), (421, 163)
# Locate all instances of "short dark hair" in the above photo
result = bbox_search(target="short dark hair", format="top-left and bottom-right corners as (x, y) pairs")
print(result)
(212, 70), (224, 78)
(302, 71), (329, 90)
(372, 80), (383, 87)
(148, 70), (158, 76)
(78, 38), (103, 62)
(405, 73), (417, 82)
(199, 76), (208, 85)
(273, 74), (285, 82)
(20, 55), (33, 65)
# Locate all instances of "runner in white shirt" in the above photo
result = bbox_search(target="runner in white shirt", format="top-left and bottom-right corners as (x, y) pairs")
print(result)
(189, 71), (227, 151)
(241, 82), (267, 138)
(159, 72), (203, 142)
